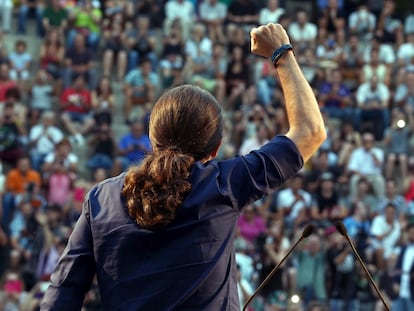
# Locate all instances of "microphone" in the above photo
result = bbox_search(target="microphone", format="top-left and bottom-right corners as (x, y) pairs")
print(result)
(242, 223), (315, 311)
(334, 221), (390, 311)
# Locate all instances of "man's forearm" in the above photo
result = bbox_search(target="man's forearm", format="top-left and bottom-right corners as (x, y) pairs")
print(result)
(277, 52), (326, 161)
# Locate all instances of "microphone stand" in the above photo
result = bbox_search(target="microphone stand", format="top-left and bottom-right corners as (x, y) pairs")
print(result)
(242, 224), (315, 311)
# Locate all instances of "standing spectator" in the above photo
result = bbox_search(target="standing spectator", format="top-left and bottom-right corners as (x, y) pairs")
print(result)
(123, 58), (159, 123)
(163, 0), (195, 40)
(112, 119), (152, 175)
(288, 8), (318, 50)
(63, 33), (96, 89)
(370, 203), (401, 269)
(199, 0), (227, 43)
(0, 0), (13, 33)
(347, 132), (385, 199)
(42, 0), (69, 35)
(66, 0), (102, 50)
(29, 111), (64, 172)
(60, 75), (95, 146)
(355, 75), (390, 140)
(18, 0), (45, 36)
(259, 0), (285, 25)
(391, 222), (414, 311)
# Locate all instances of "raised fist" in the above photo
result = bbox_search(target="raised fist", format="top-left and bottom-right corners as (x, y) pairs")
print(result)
(250, 23), (291, 58)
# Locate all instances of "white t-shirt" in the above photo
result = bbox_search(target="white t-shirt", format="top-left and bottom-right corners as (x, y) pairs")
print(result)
(44, 152), (79, 168)
(347, 147), (384, 176)
(277, 188), (312, 221)
(165, 0), (195, 21)
(288, 22), (318, 43)
(29, 125), (64, 154)
(397, 42), (414, 64)
(259, 8), (285, 25)
(199, 1), (227, 21)
(370, 215), (401, 258)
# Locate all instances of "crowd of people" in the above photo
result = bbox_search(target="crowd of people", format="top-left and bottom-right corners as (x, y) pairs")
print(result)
(0, 0), (413, 310)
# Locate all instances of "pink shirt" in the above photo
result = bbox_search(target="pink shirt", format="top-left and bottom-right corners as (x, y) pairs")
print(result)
(237, 214), (267, 243)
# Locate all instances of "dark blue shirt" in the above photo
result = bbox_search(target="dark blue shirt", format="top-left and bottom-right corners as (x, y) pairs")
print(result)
(41, 136), (303, 311)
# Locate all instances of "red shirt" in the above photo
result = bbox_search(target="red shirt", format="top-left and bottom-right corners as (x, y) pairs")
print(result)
(0, 80), (17, 102)
(60, 88), (92, 113)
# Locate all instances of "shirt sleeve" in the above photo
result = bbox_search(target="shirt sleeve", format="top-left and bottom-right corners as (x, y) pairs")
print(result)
(41, 196), (96, 311)
(217, 136), (303, 209)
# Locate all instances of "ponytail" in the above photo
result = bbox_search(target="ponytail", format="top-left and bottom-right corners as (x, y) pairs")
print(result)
(122, 150), (195, 230)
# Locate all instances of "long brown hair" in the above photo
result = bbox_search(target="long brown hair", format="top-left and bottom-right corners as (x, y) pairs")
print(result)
(122, 85), (223, 230)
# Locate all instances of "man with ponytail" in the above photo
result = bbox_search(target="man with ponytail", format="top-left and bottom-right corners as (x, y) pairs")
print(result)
(41, 23), (326, 311)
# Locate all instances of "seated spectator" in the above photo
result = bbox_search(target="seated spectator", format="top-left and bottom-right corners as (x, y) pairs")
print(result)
(0, 31), (8, 65)
(405, 12), (414, 35)
(8, 40), (32, 87)
(0, 0), (13, 33)
(28, 111), (64, 172)
(62, 33), (96, 89)
(42, 137), (78, 183)
(91, 76), (114, 126)
(85, 123), (115, 172)
(226, 0), (259, 31)
(318, 68), (354, 124)
(375, 0), (404, 46)
(42, 0), (69, 35)
(0, 63), (17, 103)
(363, 35), (396, 70)
(225, 46), (250, 110)
(355, 75), (390, 140)
(317, 0), (345, 37)
(338, 33), (364, 91)
(199, 0), (227, 43)
(239, 123), (269, 155)
(295, 233), (327, 306)
(66, 0), (102, 50)
(370, 203), (401, 269)
(335, 120), (361, 170)
(237, 204), (266, 246)
(28, 69), (55, 125)
(123, 58), (159, 123)
(39, 29), (65, 83)
(377, 179), (408, 225)
(277, 174), (312, 232)
(136, 0), (163, 28)
(347, 132), (385, 199)
(397, 33), (414, 67)
(191, 42), (227, 104)
(343, 201), (371, 245)
(0, 102), (26, 168)
(3, 156), (42, 227)
(288, 8), (318, 50)
(361, 48), (391, 87)
(60, 75), (95, 146)
(125, 15), (158, 73)
(348, 3), (376, 41)
(163, 0), (195, 40)
(159, 24), (186, 89)
(393, 67), (414, 111)
(315, 30), (342, 64)
(101, 8), (128, 81)
(112, 119), (151, 176)
(383, 108), (412, 181)
(17, 0), (45, 36)
(259, 0), (285, 25)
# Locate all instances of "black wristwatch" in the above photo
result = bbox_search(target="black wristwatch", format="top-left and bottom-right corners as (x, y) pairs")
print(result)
(270, 44), (294, 67)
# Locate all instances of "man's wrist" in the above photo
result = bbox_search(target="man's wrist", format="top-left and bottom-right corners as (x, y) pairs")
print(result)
(270, 44), (294, 68)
